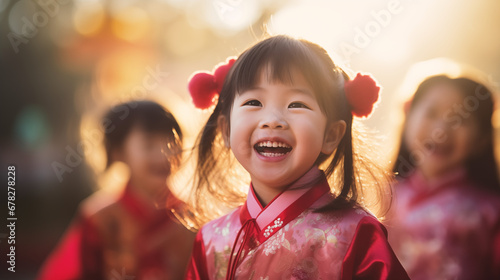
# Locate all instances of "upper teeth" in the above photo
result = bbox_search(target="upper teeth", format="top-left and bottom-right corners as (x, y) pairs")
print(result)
(257, 141), (291, 148)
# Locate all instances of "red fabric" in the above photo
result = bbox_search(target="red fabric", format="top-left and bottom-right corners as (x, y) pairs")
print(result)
(185, 172), (408, 279)
(185, 231), (209, 280)
(188, 72), (218, 109)
(239, 175), (331, 243)
(39, 185), (194, 280)
(81, 185), (176, 279)
(493, 223), (500, 278)
(213, 58), (236, 93)
(37, 220), (83, 280)
(341, 216), (410, 279)
(225, 175), (331, 279)
(388, 169), (500, 279)
(344, 73), (380, 118)
(186, 209), (408, 280)
(188, 58), (236, 109)
(225, 218), (257, 280)
(80, 214), (103, 280)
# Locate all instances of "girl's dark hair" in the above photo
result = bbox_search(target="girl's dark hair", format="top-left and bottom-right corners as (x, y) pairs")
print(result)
(392, 75), (500, 191)
(188, 35), (391, 228)
(102, 100), (183, 169)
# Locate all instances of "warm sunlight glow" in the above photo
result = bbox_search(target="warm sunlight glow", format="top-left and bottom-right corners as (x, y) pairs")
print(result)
(267, 1), (349, 52)
(111, 7), (151, 42)
(202, 0), (261, 35)
(164, 19), (208, 56)
(79, 110), (107, 175)
(73, 2), (105, 36)
(97, 161), (130, 193)
(395, 58), (466, 103)
(95, 50), (155, 101)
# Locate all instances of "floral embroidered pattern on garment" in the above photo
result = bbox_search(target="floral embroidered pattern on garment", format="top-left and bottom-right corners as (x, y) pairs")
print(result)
(263, 230), (290, 256)
(263, 218), (284, 238)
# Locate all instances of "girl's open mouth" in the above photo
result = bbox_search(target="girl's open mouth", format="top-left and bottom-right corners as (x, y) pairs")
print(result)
(254, 141), (292, 157)
(427, 144), (452, 157)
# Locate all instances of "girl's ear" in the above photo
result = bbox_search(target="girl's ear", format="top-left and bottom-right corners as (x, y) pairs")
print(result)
(322, 120), (346, 155)
(218, 115), (230, 148)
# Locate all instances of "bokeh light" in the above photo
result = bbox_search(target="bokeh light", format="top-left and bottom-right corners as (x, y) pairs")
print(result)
(73, 1), (105, 36)
(111, 6), (150, 42)
(8, 0), (38, 37)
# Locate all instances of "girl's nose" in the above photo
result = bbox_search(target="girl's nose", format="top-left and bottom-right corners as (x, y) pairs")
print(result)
(435, 117), (454, 131)
(259, 111), (289, 129)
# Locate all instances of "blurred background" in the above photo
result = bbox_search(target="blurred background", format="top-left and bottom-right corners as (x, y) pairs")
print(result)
(0, 0), (499, 278)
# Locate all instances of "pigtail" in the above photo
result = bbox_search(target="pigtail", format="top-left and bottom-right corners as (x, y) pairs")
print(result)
(317, 92), (393, 219)
(300, 47), (393, 219)
(186, 97), (248, 229)
(321, 110), (357, 210)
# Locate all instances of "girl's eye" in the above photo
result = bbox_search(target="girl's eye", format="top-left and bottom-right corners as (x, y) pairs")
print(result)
(243, 100), (262, 106)
(288, 102), (310, 109)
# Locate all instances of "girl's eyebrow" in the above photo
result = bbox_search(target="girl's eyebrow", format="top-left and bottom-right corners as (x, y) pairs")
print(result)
(288, 87), (314, 97)
(243, 86), (313, 97)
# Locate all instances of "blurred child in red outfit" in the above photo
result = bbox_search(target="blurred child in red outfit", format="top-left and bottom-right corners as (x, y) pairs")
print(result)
(38, 100), (195, 280)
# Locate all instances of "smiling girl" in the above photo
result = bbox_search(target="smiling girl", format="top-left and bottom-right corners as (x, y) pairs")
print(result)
(388, 74), (500, 279)
(184, 35), (409, 280)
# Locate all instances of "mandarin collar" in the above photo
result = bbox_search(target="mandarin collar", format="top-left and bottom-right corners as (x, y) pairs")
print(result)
(408, 167), (468, 193)
(121, 183), (169, 225)
(403, 168), (469, 206)
(239, 167), (331, 242)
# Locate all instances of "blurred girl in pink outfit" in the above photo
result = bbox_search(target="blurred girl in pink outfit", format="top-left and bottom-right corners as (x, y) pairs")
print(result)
(389, 74), (500, 279)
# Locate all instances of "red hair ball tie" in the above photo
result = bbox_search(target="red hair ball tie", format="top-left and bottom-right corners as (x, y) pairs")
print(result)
(344, 73), (381, 118)
(188, 58), (236, 109)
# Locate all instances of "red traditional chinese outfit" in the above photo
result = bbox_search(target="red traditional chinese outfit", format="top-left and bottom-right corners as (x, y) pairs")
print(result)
(38, 184), (195, 280)
(387, 168), (500, 280)
(185, 168), (409, 280)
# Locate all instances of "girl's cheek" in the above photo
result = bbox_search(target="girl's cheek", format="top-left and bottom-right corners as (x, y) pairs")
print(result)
(403, 115), (422, 145)
(460, 126), (482, 154)
(233, 141), (253, 156)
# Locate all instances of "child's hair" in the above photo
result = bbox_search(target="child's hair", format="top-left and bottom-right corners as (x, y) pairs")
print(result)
(188, 35), (391, 228)
(102, 100), (183, 170)
(392, 75), (500, 191)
